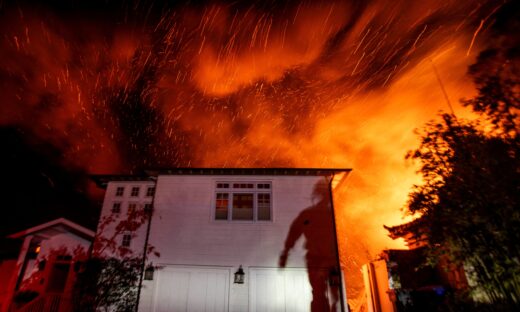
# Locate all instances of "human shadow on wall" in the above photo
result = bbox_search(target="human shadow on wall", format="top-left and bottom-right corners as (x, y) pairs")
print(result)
(279, 179), (340, 312)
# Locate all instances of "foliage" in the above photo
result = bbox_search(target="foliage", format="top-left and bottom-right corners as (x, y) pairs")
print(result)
(405, 65), (520, 305)
(73, 257), (142, 312)
(72, 200), (158, 312)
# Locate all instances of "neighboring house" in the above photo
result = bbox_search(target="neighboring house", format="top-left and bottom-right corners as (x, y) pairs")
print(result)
(92, 168), (351, 312)
(362, 220), (468, 312)
(0, 218), (94, 312)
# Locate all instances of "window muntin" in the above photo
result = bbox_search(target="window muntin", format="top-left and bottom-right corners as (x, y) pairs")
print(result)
(215, 182), (271, 221)
(131, 187), (140, 197)
(146, 187), (155, 197)
(111, 202), (121, 214)
(115, 187), (124, 196)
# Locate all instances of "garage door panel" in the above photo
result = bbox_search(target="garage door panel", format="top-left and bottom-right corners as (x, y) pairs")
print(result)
(285, 272), (312, 312)
(250, 268), (312, 312)
(155, 270), (190, 312)
(154, 266), (229, 312)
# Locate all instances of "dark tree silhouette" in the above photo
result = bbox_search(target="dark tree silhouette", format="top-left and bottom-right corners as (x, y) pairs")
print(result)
(404, 54), (520, 307)
(72, 202), (157, 312)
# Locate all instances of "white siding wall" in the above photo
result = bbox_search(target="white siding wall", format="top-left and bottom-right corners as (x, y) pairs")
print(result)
(96, 181), (155, 258)
(137, 174), (336, 312)
(38, 233), (91, 260)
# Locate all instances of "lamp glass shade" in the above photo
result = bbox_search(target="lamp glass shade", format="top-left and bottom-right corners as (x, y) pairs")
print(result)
(144, 265), (154, 280)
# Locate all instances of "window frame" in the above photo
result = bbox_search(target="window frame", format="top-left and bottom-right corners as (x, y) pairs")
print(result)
(121, 233), (132, 247)
(130, 186), (140, 197)
(111, 202), (122, 214)
(213, 181), (272, 222)
(144, 203), (153, 213)
(146, 186), (155, 197)
(115, 186), (124, 197)
(127, 202), (138, 214)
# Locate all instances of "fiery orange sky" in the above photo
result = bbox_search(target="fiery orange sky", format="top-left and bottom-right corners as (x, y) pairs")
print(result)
(0, 0), (506, 307)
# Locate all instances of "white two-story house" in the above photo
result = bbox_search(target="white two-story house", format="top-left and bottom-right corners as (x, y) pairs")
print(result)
(93, 168), (351, 312)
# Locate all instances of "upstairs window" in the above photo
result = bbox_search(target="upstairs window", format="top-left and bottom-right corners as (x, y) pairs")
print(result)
(128, 203), (137, 214)
(232, 193), (254, 220)
(122, 234), (132, 247)
(257, 193), (271, 221)
(115, 187), (124, 196)
(131, 187), (140, 197)
(146, 187), (155, 197)
(144, 203), (153, 213)
(112, 202), (121, 214)
(215, 193), (229, 220)
(215, 182), (272, 221)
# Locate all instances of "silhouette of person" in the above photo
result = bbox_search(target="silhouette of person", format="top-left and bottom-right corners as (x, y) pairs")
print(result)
(279, 180), (340, 312)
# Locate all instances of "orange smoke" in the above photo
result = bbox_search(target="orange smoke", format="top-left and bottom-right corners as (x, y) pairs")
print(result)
(0, 0), (501, 309)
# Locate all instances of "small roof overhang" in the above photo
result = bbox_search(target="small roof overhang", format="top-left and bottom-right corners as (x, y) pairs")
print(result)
(8, 218), (95, 241)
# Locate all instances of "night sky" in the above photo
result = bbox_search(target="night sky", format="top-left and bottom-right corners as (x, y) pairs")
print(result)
(0, 0), (517, 254)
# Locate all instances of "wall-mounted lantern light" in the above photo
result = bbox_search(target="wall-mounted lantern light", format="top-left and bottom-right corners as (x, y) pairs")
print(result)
(234, 265), (245, 284)
(144, 264), (155, 280)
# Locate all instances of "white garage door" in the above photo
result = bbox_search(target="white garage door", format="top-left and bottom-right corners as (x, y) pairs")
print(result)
(249, 268), (312, 312)
(153, 266), (230, 312)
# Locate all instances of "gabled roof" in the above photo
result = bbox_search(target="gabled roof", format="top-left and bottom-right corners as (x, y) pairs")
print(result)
(92, 167), (352, 188)
(384, 218), (424, 239)
(8, 218), (95, 241)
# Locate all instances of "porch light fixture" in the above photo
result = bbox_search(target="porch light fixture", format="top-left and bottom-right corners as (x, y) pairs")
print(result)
(144, 264), (155, 280)
(234, 266), (245, 284)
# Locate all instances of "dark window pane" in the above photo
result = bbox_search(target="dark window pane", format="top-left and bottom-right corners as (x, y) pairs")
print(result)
(131, 187), (139, 197)
(122, 234), (131, 247)
(115, 187), (124, 196)
(232, 193), (253, 220)
(112, 203), (121, 213)
(215, 193), (229, 220)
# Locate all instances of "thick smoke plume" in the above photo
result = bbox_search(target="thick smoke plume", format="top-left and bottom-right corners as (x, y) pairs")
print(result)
(0, 0), (505, 308)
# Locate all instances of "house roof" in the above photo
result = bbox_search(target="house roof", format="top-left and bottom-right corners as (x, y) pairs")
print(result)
(92, 167), (352, 188)
(384, 218), (424, 239)
(8, 218), (95, 241)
